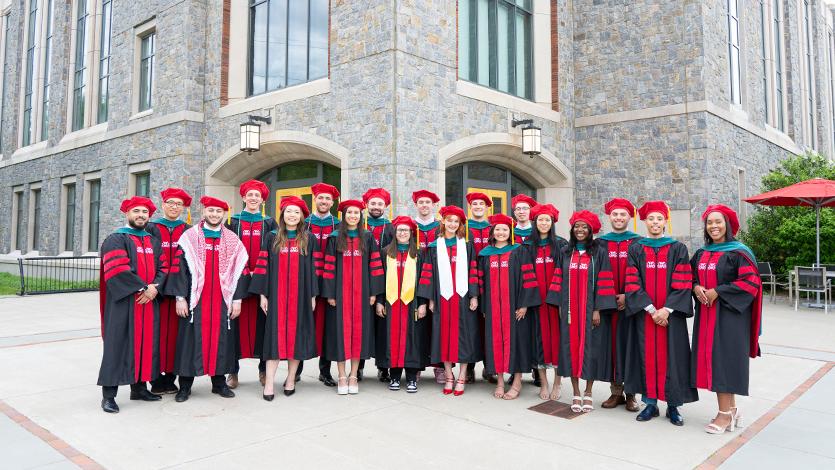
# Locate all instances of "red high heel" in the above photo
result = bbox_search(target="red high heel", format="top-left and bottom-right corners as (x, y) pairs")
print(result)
(443, 374), (455, 395)
(453, 378), (467, 396)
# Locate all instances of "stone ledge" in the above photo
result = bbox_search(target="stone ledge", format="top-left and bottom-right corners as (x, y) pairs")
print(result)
(455, 80), (561, 122)
(218, 78), (331, 119)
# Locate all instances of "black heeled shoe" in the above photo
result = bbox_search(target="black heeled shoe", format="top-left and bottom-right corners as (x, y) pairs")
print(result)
(263, 393), (275, 401)
(283, 380), (296, 396)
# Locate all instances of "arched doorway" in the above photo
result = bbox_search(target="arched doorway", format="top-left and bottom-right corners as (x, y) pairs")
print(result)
(256, 160), (340, 218)
(445, 163), (535, 216)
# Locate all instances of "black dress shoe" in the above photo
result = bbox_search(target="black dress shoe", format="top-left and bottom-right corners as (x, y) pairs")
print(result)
(377, 368), (390, 382)
(636, 404), (660, 422)
(465, 368), (475, 384)
(164, 382), (179, 394)
(101, 398), (120, 413)
(319, 374), (337, 387)
(532, 371), (542, 387)
(174, 389), (191, 403)
(212, 385), (236, 398)
(357, 369), (364, 382)
(482, 370), (498, 384)
(666, 406), (684, 426)
(130, 388), (162, 401)
(263, 393), (274, 401)
(150, 381), (166, 394)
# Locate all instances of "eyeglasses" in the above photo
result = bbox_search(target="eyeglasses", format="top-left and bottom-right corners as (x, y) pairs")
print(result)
(164, 201), (184, 207)
(395, 228), (412, 233)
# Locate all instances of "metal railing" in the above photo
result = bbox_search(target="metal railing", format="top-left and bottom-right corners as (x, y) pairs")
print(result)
(17, 256), (100, 295)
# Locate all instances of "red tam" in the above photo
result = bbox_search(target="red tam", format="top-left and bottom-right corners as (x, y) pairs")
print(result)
(439, 205), (466, 222)
(337, 199), (366, 213)
(280, 195), (310, 219)
(120, 196), (157, 215)
(511, 194), (538, 209)
(311, 183), (340, 201)
(604, 198), (635, 216)
(391, 215), (418, 234)
(239, 179), (270, 200)
(569, 210), (602, 234)
(362, 188), (391, 206)
(488, 213), (515, 228)
(160, 187), (192, 207)
(531, 203), (559, 222)
(637, 200), (670, 221)
(701, 204), (741, 236)
(200, 196), (230, 211)
(465, 192), (493, 207)
(411, 190), (439, 204)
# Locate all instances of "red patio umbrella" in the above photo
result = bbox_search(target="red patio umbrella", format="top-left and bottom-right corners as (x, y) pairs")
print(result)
(744, 178), (835, 265)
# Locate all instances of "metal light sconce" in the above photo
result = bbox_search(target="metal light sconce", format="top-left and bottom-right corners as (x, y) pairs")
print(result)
(511, 118), (541, 157)
(240, 114), (273, 154)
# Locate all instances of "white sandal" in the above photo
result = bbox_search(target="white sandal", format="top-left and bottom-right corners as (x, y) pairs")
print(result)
(704, 410), (734, 434)
(582, 394), (594, 413)
(570, 396), (583, 413)
(732, 407), (744, 429)
(348, 375), (359, 395)
(337, 376), (349, 395)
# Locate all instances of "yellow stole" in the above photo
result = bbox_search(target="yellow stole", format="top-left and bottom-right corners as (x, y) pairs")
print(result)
(386, 252), (416, 305)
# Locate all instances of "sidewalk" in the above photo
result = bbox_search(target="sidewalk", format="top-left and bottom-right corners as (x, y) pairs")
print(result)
(0, 292), (833, 470)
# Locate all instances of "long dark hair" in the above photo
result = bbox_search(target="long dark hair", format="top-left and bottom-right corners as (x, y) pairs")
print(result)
(703, 214), (735, 245)
(336, 211), (367, 253)
(568, 224), (596, 256)
(533, 216), (558, 244)
(272, 211), (310, 255)
(487, 223), (513, 246)
(384, 238), (418, 259)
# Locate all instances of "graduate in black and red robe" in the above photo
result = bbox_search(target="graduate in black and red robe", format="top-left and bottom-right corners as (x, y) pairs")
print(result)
(465, 191), (495, 384)
(146, 187), (192, 395)
(624, 201), (698, 426)
(545, 211), (617, 412)
(692, 204), (762, 434)
(479, 214), (541, 400)
(300, 182), (340, 386)
(412, 190), (440, 251)
(249, 196), (319, 401)
(597, 198), (642, 412)
(375, 216), (430, 393)
(98, 197), (167, 413)
(416, 205), (480, 396)
(523, 203), (567, 401)
(166, 196), (249, 402)
(511, 194), (538, 243)
(363, 187), (394, 382)
(226, 179), (277, 388)
(321, 199), (385, 395)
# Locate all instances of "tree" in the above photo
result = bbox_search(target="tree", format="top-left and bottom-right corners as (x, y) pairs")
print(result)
(739, 152), (835, 276)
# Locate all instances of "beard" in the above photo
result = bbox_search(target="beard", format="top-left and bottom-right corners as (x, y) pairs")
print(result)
(368, 208), (384, 218)
(203, 218), (222, 230)
(128, 218), (147, 229)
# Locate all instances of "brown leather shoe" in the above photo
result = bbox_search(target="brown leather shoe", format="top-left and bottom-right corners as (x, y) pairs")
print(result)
(226, 373), (239, 389)
(601, 393), (626, 408)
(259, 371), (266, 386)
(625, 394), (640, 412)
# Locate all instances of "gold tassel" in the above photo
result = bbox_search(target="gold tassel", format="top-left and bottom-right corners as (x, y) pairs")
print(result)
(465, 219), (469, 242)
(417, 227), (420, 248)
(633, 207), (637, 232)
(667, 206), (672, 234)
(511, 224), (515, 245)
(227, 202), (231, 224)
(389, 205), (393, 220)
(364, 209), (368, 231)
(261, 202), (266, 218)
(186, 208), (191, 225)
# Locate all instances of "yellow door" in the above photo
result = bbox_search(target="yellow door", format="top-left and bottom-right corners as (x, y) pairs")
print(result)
(466, 187), (508, 216)
(274, 186), (314, 216)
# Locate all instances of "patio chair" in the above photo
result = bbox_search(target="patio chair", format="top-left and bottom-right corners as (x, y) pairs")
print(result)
(795, 266), (831, 314)
(758, 262), (789, 303)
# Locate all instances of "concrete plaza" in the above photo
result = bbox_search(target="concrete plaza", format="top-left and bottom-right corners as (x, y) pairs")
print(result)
(0, 292), (833, 470)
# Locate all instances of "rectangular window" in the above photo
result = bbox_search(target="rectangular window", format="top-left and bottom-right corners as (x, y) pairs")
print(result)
(458, 0), (533, 100)
(41, 0), (54, 140)
(64, 183), (76, 252)
(802, 0), (815, 147)
(72, 0), (90, 131)
(248, 0), (329, 96)
(134, 171), (150, 197)
(14, 191), (25, 251)
(97, 0), (113, 123)
(139, 32), (155, 112)
(22, 0), (38, 146)
(773, 0), (785, 131)
(87, 179), (101, 252)
(30, 188), (41, 251)
(727, 0), (741, 105)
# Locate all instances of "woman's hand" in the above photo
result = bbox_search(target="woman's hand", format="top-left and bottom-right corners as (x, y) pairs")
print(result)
(176, 299), (189, 317)
(469, 297), (478, 311)
(260, 295), (269, 313)
(652, 308), (670, 327)
(327, 298), (336, 307)
(369, 296), (376, 306)
(515, 307), (527, 320)
(428, 299), (435, 311)
(417, 304), (427, 319)
(592, 310), (601, 327)
(311, 297), (316, 311)
(615, 294), (626, 311)
(693, 285), (708, 305)
(705, 288), (719, 307)
(230, 301), (242, 320)
(376, 303), (386, 317)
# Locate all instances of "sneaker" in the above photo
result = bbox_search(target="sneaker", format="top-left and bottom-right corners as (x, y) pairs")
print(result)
(406, 381), (418, 393)
(389, 379), (401, 391)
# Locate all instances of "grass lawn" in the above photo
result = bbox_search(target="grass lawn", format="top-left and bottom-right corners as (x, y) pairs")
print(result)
(0, 272), (98, 295)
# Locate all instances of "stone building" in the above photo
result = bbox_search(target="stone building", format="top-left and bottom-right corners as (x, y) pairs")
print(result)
(0, 0), (833, 257)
